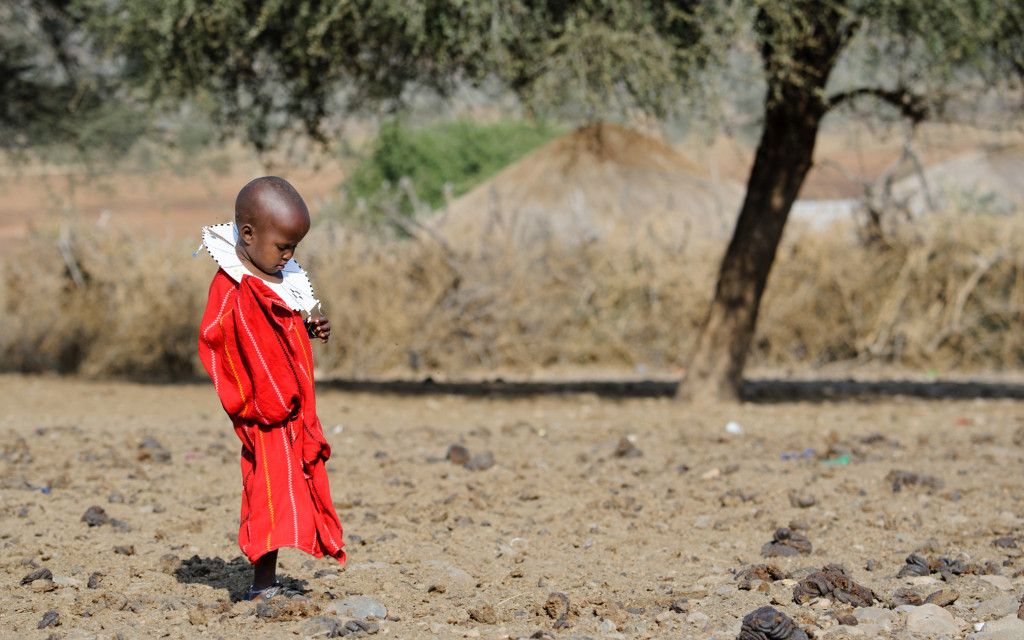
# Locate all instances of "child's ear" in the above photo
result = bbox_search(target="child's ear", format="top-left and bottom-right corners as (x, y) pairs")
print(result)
(239, 223), (255, 242)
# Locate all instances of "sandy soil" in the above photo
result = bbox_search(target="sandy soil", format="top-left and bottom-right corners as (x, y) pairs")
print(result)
(3, 373), (1024, 639)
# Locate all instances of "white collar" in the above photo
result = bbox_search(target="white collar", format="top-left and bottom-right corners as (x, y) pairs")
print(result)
(196, 222), (321, 315)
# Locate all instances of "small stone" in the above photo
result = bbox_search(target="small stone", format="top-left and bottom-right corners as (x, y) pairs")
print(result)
(975, 594), (1020, 618)
(87, 572), (102, 589)
(788, 491), (816, 508)
(668, 598), (689, 613)
(81, 505), (111, 527)
(761, 528), (812, 557)
(980, 575), (1014, 591)
(904, 603), (958, 636)
(37, 610), (60, 629)
(21, 568), (53, 585)
(686, 611), (710, 630)
(465, 452), (494, 471)
(159, 554), (182, 574)
(300, 615), (343, 638)
(328, 595), (388, 619)
(598, 618), (617, 632)
(446, 444), (470, 465)
(836, 613), (857, 626)
(613, 438), (642, 458)
(427, 583), (447, 593)
(113, 545), (135, 556)
(138, 435), (172, 463)
(924, 589), (958, 607)
(854, 606), (897, 627)
(983, 615), (1024, 636)
(342, 619), (380, 635)
(468, 604), (497, 624)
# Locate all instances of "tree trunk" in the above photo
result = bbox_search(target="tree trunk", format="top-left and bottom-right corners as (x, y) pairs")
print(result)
(678, 1), (851, 403)
(679, 102), (820, 402)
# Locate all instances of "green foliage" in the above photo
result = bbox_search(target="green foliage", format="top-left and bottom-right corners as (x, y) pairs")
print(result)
(344, 118), (560, 218)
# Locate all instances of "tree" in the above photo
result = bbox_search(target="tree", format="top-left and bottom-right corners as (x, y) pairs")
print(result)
(1, 0), (145, 160)
(86, 0), (1024, 399)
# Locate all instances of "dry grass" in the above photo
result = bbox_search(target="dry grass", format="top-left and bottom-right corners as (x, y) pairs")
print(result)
(3, 209), (1024, 380)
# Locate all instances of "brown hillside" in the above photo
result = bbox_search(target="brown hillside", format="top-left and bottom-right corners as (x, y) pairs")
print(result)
(431, 122), (744, 248)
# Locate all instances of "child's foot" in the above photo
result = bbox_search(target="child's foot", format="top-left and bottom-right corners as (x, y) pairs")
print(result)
(247, 581), (310, 603)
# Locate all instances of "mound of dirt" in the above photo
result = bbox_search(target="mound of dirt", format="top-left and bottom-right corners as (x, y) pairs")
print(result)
(431, 122), (744, 248)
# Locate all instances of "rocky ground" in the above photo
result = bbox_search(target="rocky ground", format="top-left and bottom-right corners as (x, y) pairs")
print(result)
(3, 373), (1024, 639)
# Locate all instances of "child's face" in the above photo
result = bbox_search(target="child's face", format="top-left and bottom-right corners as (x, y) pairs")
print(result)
(237, 208), (310, 279)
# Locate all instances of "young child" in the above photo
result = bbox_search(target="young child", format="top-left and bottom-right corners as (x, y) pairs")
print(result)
(197, 176), (345, 602)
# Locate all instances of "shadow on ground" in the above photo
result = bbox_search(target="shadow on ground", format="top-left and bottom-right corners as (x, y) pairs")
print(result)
(172, 555), (309, 602)
(317, 377), (1024, 402)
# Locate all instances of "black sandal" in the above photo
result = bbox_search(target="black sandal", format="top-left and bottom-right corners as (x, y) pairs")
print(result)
(247, 581), (310, 602)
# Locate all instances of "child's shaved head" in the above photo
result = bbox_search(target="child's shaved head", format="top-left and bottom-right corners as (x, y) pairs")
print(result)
(233, 176), (311, 281)
(235, 176), (310, 231)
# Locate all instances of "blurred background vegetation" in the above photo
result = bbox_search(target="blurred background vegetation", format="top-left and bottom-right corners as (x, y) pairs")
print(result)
(1, 0), (1023, 386)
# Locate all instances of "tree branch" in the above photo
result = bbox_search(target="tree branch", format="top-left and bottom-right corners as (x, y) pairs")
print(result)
(828, 87), (928, 123)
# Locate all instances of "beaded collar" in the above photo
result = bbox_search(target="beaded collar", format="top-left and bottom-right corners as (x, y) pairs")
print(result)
(196, 222), (321, 315)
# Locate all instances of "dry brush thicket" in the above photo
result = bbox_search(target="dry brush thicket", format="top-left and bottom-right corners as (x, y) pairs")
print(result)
(2, 211), (1023, 379)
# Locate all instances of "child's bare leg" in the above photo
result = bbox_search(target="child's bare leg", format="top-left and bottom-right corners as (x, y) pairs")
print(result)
(248, 550), (309, 602)
(252, 550), (278, 591)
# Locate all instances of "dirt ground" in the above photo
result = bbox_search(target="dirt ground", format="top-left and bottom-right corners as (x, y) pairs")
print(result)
(3, 373), (1024, 639)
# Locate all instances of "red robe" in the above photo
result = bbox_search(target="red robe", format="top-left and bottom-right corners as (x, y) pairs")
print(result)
(198, 268), (345, 565)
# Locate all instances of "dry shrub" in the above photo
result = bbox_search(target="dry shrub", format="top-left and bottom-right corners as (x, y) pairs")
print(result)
(304, 216), (718, 377)
(2, 209), (1024, 379)
(0, 224), (207, 377)
(758, 213), (1024, 371)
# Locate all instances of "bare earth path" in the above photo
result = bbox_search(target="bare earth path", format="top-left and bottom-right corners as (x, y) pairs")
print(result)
(2, 374), (1024, 639)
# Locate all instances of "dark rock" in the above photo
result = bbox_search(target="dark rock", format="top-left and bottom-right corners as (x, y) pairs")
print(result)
(897, 553), (994, 578)
(342, 619), (380, 636)
(81, 506), (111, 526)
(21, 568), (53, 585)
(891, 587), (922, 606)
(738, 606), (808, 640)
(836, 613), (858, 626)
(925, 589), (959, 607)
(793, 564), (875, 607)
(761, 528), (812, 557)
(113, 545), (135, 556)
(446, 444), (470, 465)
(37, 610), (60, 629)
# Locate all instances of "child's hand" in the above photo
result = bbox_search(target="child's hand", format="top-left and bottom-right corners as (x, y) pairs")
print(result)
(307, 316), (331, 343)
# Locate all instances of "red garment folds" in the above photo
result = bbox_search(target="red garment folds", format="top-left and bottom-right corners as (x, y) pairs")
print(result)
(198, 268), (345, 565)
